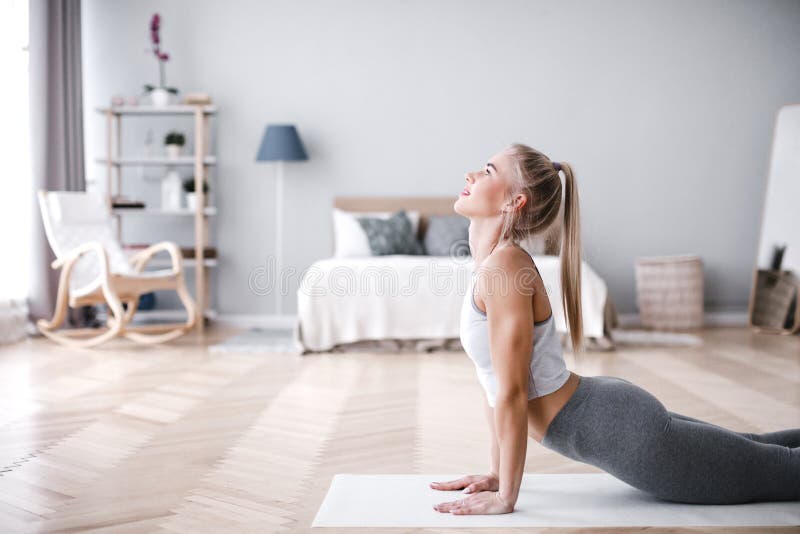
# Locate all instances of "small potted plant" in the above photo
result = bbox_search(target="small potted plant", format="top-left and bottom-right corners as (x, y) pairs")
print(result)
(183, 176), (209, 210)
(165, 131), (185, 158)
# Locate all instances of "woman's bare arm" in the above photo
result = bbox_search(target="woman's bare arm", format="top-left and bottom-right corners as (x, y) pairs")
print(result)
(484, 397), (500, 476)
(478, 248), (535, 507)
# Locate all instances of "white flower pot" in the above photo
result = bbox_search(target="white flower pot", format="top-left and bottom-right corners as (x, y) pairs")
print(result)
(150, 87), (170, 107)
(185, 192), (208, 211)
(166, 144), (182, 159)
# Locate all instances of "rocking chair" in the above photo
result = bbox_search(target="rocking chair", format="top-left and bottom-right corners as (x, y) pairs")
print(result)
(37, 190), (197, 347)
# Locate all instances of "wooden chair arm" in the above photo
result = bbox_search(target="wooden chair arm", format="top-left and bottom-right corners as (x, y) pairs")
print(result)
(51, 241), (111, 278)
(129, 241), (184, 273)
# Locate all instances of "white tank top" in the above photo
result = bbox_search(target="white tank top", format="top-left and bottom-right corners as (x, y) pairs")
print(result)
(459, 253), (571, 408)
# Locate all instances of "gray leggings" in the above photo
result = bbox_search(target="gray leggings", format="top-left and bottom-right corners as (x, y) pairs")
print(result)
(541, 375), (800, 504)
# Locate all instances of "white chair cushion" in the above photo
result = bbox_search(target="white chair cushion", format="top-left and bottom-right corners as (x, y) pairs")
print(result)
(51, 224), (133, 291)
(48, 191), (110, 224)
(40, 191), (133, 291)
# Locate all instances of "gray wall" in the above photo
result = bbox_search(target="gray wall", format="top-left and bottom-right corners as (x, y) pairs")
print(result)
(82, 0), (800, 316)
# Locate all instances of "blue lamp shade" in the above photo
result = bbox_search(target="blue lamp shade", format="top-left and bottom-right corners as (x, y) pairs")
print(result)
(256, 124), (308, 161)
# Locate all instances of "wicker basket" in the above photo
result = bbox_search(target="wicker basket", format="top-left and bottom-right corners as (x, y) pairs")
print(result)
(751, 269), (798, 331)
(635, 254), (704, 330)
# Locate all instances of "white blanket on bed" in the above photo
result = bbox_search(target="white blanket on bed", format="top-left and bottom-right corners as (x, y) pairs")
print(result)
(295, 255), (609, 352)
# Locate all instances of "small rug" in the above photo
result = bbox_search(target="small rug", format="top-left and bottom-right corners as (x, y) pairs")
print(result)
(209, 330), (464, 355)
(327, 337), (463, 353)
(312, 473), (799, 528)
(211, 327), (703, 355)
(208, 328), (303, 355)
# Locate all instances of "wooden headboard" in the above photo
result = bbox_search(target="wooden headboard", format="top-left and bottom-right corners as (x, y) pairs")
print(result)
(333, 196), (459, 242)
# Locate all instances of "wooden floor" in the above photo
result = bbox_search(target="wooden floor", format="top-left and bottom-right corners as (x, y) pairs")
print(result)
(0, 325), (797, 533)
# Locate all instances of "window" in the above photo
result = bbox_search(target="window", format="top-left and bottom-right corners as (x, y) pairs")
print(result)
(0, 0), (31, 302)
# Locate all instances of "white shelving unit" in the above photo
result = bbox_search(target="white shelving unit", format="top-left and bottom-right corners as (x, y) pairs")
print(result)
(94, 156), (217, 166)
(96, 104), (217, 333)
(113, 207), (218, 217)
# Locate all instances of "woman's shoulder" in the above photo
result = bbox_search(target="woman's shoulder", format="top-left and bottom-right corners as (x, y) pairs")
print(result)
(474, 243), (537, 298)
(480, 243), (534, 273)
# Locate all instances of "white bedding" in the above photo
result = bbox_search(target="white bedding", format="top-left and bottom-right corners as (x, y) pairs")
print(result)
(295, 254), (610, 352)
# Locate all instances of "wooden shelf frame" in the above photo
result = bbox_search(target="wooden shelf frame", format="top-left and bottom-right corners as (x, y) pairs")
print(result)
(96, 105), (217, 115)
(94, 156), (217, 166)
(96, 105), (216, 334)
(113, 207), (218, 217)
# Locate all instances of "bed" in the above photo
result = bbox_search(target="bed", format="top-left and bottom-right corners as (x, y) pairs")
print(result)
(294, 197), (618, 353)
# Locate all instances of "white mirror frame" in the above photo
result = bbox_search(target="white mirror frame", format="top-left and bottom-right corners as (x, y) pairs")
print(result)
(748, 103), (800, 334)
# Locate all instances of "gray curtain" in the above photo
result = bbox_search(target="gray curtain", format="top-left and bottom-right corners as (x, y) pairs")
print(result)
(28, 0), (86, 322)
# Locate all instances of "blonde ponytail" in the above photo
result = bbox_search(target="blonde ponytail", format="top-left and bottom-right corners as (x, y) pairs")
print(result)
(558, 162), (584, 357)
(504, 145), (585, 361)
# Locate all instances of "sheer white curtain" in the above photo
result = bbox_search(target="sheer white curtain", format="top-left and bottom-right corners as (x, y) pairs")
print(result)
(0, 0), (31, 344)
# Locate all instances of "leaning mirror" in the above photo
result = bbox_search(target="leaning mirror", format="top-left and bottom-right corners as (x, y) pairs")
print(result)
(748, 104), (800, 334)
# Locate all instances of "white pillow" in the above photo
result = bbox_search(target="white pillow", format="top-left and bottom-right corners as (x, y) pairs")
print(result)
(332, 208), (421, 258)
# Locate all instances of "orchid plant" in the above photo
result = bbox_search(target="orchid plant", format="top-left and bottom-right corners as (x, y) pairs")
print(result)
(144, 14), (178, 95)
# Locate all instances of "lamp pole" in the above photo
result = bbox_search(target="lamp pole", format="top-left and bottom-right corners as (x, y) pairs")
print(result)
(255, 124), (308, 320)
(275, 159), (284, 316)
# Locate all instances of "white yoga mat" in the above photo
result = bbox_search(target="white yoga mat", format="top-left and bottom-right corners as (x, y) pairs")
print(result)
(312, 474), (800, 528)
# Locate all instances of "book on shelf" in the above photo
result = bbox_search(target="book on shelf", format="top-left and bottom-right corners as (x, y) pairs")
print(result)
(112, 196), (145, 209)
(123, 243), (150, 251)
(180, 246), (217, 259)
(122, 244), (217, 259)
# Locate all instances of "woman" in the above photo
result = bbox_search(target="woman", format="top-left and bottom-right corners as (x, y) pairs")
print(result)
(431, 143), (800, 515)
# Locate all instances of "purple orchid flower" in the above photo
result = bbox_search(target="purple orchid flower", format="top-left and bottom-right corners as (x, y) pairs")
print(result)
(147, 13), (172, 90)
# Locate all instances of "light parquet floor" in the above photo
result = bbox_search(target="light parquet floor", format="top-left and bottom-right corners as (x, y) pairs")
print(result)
(0, 325), (797, 533)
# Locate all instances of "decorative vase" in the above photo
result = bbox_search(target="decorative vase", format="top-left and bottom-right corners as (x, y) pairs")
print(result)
(161, 171), (182, 211)
(166, 144), (181, 158)
(150, 87), (170, 107)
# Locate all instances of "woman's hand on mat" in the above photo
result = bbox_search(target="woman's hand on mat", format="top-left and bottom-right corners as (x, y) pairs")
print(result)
(429, 473), (499, 493)
(432, 491), (514, 515)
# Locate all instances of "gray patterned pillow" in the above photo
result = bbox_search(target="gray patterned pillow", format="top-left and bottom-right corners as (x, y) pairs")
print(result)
(356, 210), (425, 255)
(423, 215), (470, 257)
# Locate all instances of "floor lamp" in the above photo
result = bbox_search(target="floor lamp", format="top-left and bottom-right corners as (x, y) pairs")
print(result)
(256, 124), (309, 317)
